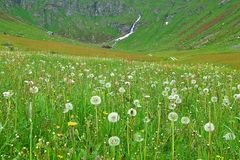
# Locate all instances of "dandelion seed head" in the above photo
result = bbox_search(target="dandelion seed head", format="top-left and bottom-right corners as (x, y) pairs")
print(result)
(108, 136), (120, 147)
(204, 122), (215, 132)
(108, 112), (120, 123)
(127, 108), (137, 117)
(223, 132), (236, 141)
(118, 87), (126, 93)
(30, 86), (39, 94)
(181, 117), (190, 125)
(168, 112), (178, 121)
(90, 96), (101, 105)
(134, 133), (144, 142)
(3, 91), (13, 99)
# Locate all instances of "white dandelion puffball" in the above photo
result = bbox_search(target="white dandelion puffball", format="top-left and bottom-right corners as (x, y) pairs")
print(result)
(105, 82), (111, 88)
(211, 96), (218, 103)
(181, 117), (190, 125)
(233, 94), (240, 100)
(30, 86), (39, 94)
(223, 132), (236, 141)
(3, 91), (13, 99)
(168, 103), (176, 110)
(237, 84), (240, 90)
(108, 136), (120, 147)
(133, 99), (140, 106)
(168, 112), (178, 121)
(90, 96), (101, 105)
(134, 133), (144, 142)
(63, 102), (73, 113)
(143, 117), (151, 123)
(108, 112), (120, 123)
(204, 122), (215, 132)
(119, 87), (126, 93)
(203, 88), (209, 94)
(127, 108), (137, 117)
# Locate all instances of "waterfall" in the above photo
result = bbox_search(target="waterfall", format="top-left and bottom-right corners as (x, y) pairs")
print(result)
(113, 15), (141, 46)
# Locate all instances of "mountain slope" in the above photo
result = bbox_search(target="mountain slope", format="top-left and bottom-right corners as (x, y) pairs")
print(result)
(0, 0), (240, 53)
(116, 0), (240, 53)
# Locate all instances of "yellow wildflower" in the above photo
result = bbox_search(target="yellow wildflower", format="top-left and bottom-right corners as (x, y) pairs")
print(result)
(68, 121), (77, 127)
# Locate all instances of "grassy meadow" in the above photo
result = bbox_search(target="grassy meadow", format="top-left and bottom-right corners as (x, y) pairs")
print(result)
(0, 50), (240, 159)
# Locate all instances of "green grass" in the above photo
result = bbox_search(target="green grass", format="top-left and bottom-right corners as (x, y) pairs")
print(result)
(0, 15), (78, 44)
(0, 50), (240, 159)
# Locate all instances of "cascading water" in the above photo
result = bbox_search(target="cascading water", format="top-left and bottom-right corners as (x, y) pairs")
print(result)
(112, 15), (141, 46)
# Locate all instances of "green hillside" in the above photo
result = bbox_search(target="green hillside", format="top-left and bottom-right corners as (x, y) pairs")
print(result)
(0, 12), (79, 44)
(116, 0), (240, 53)
(0, 0), (240, 53)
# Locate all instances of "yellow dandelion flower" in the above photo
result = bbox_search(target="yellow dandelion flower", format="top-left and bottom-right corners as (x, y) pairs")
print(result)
(68, 121), (77, 127)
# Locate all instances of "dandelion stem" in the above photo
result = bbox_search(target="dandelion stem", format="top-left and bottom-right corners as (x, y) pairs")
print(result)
(29, 102), (33, 160)
(155, 104), (161, 160)
(171, 121), (175, 160)
(95, 107), (98, 142)
(127, 118), (130, 155)
(208, 103), (212, 160)
(144, 119), (148, 160)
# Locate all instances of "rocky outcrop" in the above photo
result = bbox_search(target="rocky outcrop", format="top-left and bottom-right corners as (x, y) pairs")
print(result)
(2, 0), (133, 43)
(6, 0), (130, 16)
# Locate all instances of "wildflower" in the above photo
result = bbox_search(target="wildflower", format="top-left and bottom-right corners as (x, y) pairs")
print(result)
(63, 102), (73, 113)
(110, 72), (115, 77)
(181, 117), (190, 125)
(105, 82), (111, 88)
(90, 96), (101, 105)
(143, 117), (150, 123)
(3, 91), (13, 99)
(134, 133), (144, 142)
(162, 90), (168, 97)
(108, 136), (120, 147)
(168, 103), (176, 110)
(127, 108), (137, 117)
(24, 80), (34, 85)
(203, 88), (209, 94)
(222, 96), (230, 107)
(108, 112), (120, 123)
(128, 75), (133, 79)
(211, 96), (218, 103)
(125, 81), (130, 85)
(191, 80), (196, 84)
(237, 84), (240, 90)
(223, 133), (236, 140)
(144, 95), (150, 98)
(133, 99), (142, 107)
(233, 94), (240, 100)
(168, 112), (178, 121)
(176, 98), (182, 104)
(204, 122), (215, 132)
(119, 87), (126, 93)
(30, 86), (39, 94)
(133, 99), (140, 105)
(68, 121), (77, 127)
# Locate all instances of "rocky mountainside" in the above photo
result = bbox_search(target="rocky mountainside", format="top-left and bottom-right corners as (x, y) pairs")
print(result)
(0, 0), (240, 52)
(1, 0), (137, 42)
